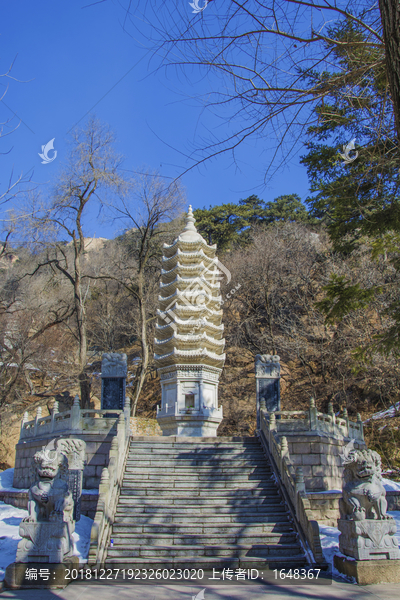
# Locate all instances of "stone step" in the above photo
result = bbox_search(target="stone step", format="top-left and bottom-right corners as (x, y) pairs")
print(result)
(128, 449), (266, 458)
(119, 488), (276, 498)
(122, 474), (271, 483)
(113, 513), (290, 525)
(108, 438), (306, 569)
(107, 543), (303, 559)
(126, 452), (264, 458)
(111, 532), (297, 546)
(120, 481), (273, 490)
(129, 437), (260, 446)
(124, 465), (271, 474)
(112, 522), (294, 535)
(117, 496), (280, 506)
(115, 504), (285, 516)
(129, 442), (264, 448)
(119, 487), (282, 496)
(104, 555), (308, 570)
(124, 462), (267, 470)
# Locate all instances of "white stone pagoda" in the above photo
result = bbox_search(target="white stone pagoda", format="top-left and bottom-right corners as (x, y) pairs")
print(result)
(155, 206), (225, 436)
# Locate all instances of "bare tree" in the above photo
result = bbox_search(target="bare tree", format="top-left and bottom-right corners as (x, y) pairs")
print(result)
(0, 253), (74, 410)
(17, 117), (127, 407)
(0, 60), (34, 205)
(117, 1), (398, 175)
(92, 172), (185, 415)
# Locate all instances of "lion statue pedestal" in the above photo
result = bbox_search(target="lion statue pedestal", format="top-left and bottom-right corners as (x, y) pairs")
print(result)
(338, 519), (399, 561)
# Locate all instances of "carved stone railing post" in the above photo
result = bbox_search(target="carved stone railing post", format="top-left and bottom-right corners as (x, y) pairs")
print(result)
(99, 467), (110, 497)
(20, 411), (29, 438)
(124, 395), (131, 437)
(295, 466), (306, 494)
(309, 397), (318, 430)
(357, 413), (364, 440)
(280, 436), (289, 460)
(109, 437), (119, 462)
(70, 395), (81, 430)
(50, 401), (59, 433)
(328, 402), (335, 425)
(269, 412), (276, 430)
(255, 354), (280, 430)
(33, 407), (42, 437)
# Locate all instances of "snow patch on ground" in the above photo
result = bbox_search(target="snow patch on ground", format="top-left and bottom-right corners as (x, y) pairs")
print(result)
(0, 501), (93, 580)
(0, 503), (29, 581)
(318, 523), (356, 583)
(319, 510), (400, 583)
(0, 468), (28, 492)
(383, 478), (400, 492)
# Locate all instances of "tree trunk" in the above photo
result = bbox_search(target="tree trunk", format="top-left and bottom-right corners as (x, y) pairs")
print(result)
(74, 254), (90, 408)
(131, 275), (149, 417)
(379, 0), (400, 145)
(78, 372), (91, 409)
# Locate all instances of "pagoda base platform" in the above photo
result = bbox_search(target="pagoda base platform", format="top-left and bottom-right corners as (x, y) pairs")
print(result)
(157, 414), (222, 437)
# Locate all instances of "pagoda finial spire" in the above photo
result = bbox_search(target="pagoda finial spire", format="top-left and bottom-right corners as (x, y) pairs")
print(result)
(184, 205), (196, 231)
(180, 205), (201, 241)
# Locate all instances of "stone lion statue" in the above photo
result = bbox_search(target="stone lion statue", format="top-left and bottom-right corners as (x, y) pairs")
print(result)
(26, 443), (74, 523)
(17, 440), (78, 563)
(339, 447), (389, 521)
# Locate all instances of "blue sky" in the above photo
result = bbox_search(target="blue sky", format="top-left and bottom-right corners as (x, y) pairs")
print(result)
(0, 0), (310, 239)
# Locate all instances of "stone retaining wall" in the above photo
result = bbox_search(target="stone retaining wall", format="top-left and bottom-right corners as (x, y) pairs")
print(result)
(13, 434), (116, 490)
(285, 433), (359, 491)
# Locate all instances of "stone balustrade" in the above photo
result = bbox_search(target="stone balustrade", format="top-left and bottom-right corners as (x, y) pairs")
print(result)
(264, 399), (363, 442)
(88, 407), (130, 566)
(259, 399), (364, 494)
(19, 396), (131, 441)
(258, 409), (326, 565)
(14, 396), (131, 490)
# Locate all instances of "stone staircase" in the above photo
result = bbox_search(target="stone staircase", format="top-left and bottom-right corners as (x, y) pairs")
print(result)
(106, 437), (308, 569)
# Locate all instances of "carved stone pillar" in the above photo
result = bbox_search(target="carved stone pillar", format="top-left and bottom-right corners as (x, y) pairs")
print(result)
(255, 354), (280, 429)
(101, 352), (128, 411)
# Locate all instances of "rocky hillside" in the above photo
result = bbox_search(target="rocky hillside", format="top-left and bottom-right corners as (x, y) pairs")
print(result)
(1, 222), (399, 478)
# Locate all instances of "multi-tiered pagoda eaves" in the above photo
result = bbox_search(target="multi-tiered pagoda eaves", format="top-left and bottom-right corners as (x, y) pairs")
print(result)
(155, 206), (225, 436)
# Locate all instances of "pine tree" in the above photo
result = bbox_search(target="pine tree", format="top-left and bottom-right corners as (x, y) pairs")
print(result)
(301, 19), (400, 355)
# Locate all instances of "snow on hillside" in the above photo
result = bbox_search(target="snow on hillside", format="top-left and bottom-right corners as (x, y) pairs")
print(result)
(364, 401), (400, 422)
